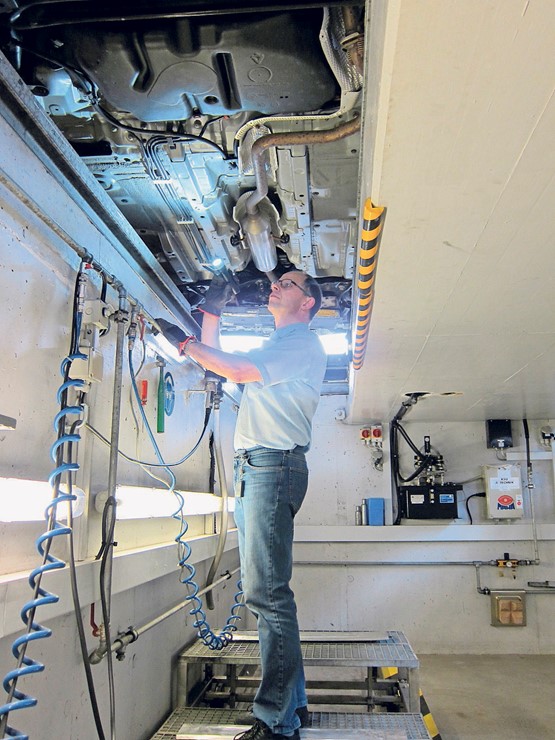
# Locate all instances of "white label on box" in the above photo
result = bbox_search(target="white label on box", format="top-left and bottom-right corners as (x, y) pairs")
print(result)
(490, 476), (520, 490)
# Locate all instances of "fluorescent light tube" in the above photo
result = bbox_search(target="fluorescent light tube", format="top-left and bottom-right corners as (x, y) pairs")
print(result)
(94, 485), (234, 520)
(0, 478), (85, 522)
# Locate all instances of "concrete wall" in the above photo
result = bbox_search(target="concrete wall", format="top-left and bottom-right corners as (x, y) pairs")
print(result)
(293, 395), (555, 654)
(0, 99), (240, 739)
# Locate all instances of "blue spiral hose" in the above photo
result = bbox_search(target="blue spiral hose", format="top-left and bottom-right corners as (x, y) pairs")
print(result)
(0, 354), (86, 739)
(128, 348), (243, 650)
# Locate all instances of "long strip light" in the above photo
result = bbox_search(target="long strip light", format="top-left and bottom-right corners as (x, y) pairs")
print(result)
(0, 478), (85, 522)
(94, 485), (234, 520)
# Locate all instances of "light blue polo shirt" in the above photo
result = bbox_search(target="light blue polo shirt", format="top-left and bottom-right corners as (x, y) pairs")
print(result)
(234, 323), (327, 451)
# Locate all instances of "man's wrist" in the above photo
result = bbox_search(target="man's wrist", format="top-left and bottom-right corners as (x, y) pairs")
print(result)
(178, 335), (198, 356)
(199, 307), (221, 318)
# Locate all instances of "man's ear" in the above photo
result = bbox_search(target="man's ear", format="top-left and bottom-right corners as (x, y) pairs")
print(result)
(302, 295), (315, 314)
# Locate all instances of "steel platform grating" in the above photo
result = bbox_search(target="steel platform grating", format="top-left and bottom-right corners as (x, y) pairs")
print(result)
(151, 708), (431, 739)
(178, 631), (418, 668)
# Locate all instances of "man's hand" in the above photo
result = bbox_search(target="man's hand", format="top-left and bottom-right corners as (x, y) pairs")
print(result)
(178, 336), (197, 356)
(155, 318), (188, 345)
(201, 275), (234, 317)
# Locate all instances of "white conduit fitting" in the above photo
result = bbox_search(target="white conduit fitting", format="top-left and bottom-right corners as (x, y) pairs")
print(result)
(352, 198), (385, 370)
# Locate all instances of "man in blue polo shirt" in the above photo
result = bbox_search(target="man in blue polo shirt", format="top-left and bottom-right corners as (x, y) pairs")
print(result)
(180, 270), (327, 740)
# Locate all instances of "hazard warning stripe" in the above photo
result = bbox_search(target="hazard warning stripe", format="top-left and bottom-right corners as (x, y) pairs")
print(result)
(377, 666), (442, 739)
(419, 688), (441, 739)
(353, 198), (385, 370)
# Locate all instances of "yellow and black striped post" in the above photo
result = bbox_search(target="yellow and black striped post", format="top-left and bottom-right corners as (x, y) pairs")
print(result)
(353, 198), (385, 370)
(378, 666), (442, 739)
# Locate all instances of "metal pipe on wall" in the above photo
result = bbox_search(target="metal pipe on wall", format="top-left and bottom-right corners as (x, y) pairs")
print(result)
(99, 285), (128, 740)
(110, 567), (241, 658)
(294, 559), (503, 567)
(205, 383), (231, 610)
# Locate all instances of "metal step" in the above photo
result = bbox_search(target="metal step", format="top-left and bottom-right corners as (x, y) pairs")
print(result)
(231, 631), (389, 642)
(179, 631), (418, 668)
(151, 708), (431, 739)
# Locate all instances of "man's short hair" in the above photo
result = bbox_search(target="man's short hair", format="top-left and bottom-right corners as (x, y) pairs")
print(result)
(293, 271), (322, 320)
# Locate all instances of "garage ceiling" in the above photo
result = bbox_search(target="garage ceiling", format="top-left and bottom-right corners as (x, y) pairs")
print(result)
(350, 0), (555, 423)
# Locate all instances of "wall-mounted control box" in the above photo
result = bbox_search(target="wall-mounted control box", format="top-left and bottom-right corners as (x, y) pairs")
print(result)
(484, 464), (523, 518)
(486, 419), (513, 449)
(399, 483), (461, 519)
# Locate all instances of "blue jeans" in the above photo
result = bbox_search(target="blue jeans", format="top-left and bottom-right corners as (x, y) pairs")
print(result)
(234, 446), (308, 736)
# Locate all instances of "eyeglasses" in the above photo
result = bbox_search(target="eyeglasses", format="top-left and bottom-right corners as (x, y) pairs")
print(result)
(273, 278), (312, 298)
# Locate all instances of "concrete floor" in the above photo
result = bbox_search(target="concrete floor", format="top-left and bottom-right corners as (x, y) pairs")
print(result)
(419, 655), (555, 740)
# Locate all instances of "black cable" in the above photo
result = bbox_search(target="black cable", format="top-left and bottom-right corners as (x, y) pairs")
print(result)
(98, 495), (117, 740)
(392, 420), (431, 483)
(199, 115), (224, 137)
(68, 271), (106, 737)
(67, 415), (106, 740)
(523, 418), (532, 480)
(86, 408), (211, 468)
(208, 431), (216, 494)
(389, 394), (426, 524)
(465, 492), (486, 525)
(93, 102), (230, 157)
(100, 273), (108, 302)
(390, 420), (401, 525)
(395, 421), (422, 457)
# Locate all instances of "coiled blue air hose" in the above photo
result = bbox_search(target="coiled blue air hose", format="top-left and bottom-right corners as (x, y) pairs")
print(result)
(128, 348), (243, 649)
(0, 353), (86, 739)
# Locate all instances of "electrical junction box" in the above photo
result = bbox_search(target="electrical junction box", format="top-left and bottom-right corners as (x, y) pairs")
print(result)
(484, 464), (523, 518)
(71, 348), (104, 383)
(399, 483), (462, 519)
(486, 419), (513, 449)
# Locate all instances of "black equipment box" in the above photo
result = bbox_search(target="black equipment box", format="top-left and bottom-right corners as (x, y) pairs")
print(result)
(399, 483), (462, 519)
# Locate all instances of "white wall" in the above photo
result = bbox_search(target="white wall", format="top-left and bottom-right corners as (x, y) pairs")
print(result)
(0, 103), (240, 739)
(292, 396), (555, 653)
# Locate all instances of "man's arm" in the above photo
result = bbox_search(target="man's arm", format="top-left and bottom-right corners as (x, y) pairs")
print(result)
(200, 311), (222, 349)
(184, 339), (262, 384)
(187, 277), (262, 383)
